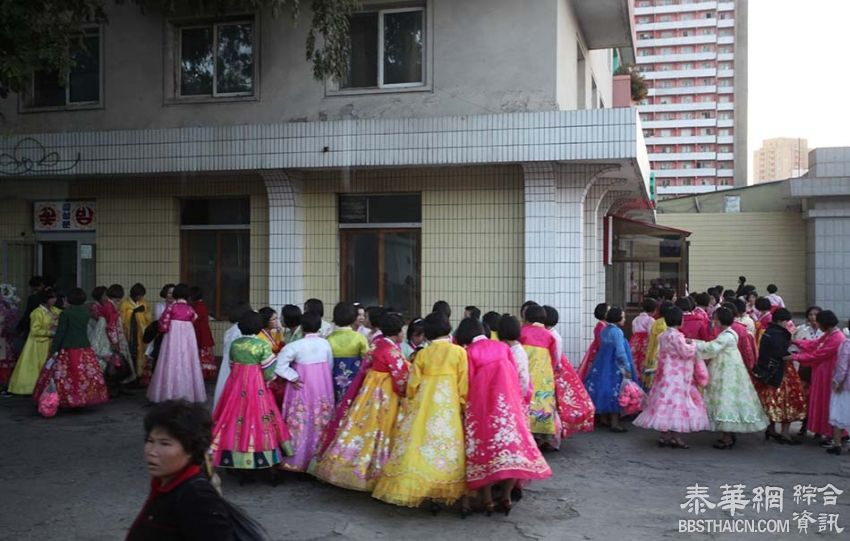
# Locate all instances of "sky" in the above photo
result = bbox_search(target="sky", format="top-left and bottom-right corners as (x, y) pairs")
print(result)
(748, 0), (850, 158)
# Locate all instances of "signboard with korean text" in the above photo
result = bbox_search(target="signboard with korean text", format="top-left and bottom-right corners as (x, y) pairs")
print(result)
(33, 201), (96, 232)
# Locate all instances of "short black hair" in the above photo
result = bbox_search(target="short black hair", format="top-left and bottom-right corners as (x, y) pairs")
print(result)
(29, 275), (44, 288)
(143, 400), (212, 466)
(766, 284), (778, 294)
(642, 298), (657, 313)
(714, 306), (734, 326)
(733, 298), (747, 316)
(520, 300), (538, 319)
(605, 307), (624, 324)
(91, 286), (107, 302)
(172, 283), (190, 300)
(482, 311), (502, 334)
(38, 288), (57, 305)
(67, 287), (86, 306)
(816, 310), (839, 329)
(660, 288), (675, 301)
(755, 297), (772, 312)
(664, 306), (683, 327)
(304, 298), (324, 318)
(423, 312), (451, 340)
(432, 300), (451, 318)
(593, 303), (609, 321)
(228, 301), (253, 324)
(406, 317), (425, 342)
(455, 317), (484, 346)
(497, 314), (521, 341)
(367, 306), (386, 327)
(524, 305), (547, 324)
(721, 302), (737, 315)
(188, 286), (203, 301)
(464, 306), (481, 320)
(722, 289), (736, 299)
(282, 304), (302, 329)
(738, 276), (747, 283)
(332, 302), (357, 327)
(238, 311), (264, 335)
(130, 283), (146, 299)
(301, 310), (322, 334)
(675, 298), (692, 312)
(772, 308), (792, 323)
(805, 306), (822, 318)
(658, 300), (675, 317)
(379, 312), (405, 337)
(543, 305), (559, 327)
(258, 306), (277, 328)
(106, 284), (124, 300)
(159, 283), (175, 299)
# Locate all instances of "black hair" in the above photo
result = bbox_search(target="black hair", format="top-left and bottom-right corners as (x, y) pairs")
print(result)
(159, 283), (175, 299)
(658, 300), (675, 317)
(91, 286), (107, 302)
(482, 311), (502, 334)
(722, 289), (736, 299)
(520, 300), (538, 319)
(455, 317), (484, 346)
(379, 312), (405, 337)
(675, 298), (692, 312)
(38, 287), (57, 305)
(721, 302), (737, 315)
(738, 276), (746, 283)
(172, 283), (190, 300)
(301, 311), (322, 334)
(660, 288), (675, 301)
(106, 284), (124, 300)
(432, 300), (451, 318)
(525, 305), (547, 324)
(605, 307), (624, 324)
(406, 317), (425, 342)
(641, 298), (657, 313)
(258, 306), (277, 328)
(714, 285), (724, 294)
(664, 306), (683, 327)
(304, 298), (324, 318)
(188, 286), (203, 301)
(733, 298), (747, 316)
(593, 302), (609, 321)
(67, 287), (86, 306)
(332, 302), (357, 327)
(464, 306), (481, 320)
(228, 301), (253, 324)
(130, 283), (146, 300)
(805, 306), (822, 319)
(367, 306), (386, 327)
(282, 304), (302, 329)
(423, 312), (452, 340)
(816, 310), (839, 329)
(238, 311), (264, 335)
(29, 275), (44, 288)
(742, 285), (756, 295)
(772, 308), (792, 323)
(707, 287), (717, 296)
(766, 284), (778, 294)
(755, 297), (772, 312)
(714, 306), (734, 327)
(497, 314), (521, 341)
(543, 305), (559, 327)
(143, 400), (212, 466)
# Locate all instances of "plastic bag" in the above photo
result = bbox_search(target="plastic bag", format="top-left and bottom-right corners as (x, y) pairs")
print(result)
(37, 378), (59, 418)
(618, 376), (646, 416)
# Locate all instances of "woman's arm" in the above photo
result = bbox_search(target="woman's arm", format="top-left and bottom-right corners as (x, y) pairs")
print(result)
(273, 342), (300, 382)
(50, 312), (69, 354)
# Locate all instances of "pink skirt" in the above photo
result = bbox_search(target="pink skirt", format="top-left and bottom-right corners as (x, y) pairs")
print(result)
(146, 321), (206, 403)
(279, 362), (335, 472)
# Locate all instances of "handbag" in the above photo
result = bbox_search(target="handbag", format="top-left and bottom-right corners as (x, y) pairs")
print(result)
(618, 375), (646, 416)
(105, 352), (131, 383)
(37, 378), (60, 418)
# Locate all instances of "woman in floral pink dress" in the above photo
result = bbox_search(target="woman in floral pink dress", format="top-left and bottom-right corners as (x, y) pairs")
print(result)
(457, 318), (551, 516)
(634, 306), (710, 448)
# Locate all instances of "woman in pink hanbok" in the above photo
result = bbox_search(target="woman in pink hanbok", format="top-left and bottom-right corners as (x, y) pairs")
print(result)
(787, 310), (846, 444)
(457, 319), (551, 516)
(577, 303), (608, 381)
(629, 298), (657, 377)
(634, 307), (710, 448)
(146, 284), (206, 403)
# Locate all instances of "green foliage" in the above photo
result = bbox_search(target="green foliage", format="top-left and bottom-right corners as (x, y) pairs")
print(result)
(614, 63), (648, 102)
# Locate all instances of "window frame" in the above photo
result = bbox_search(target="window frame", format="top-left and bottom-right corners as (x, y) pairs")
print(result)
(177, 19), (256, 98)
(20, 25), (104, 112)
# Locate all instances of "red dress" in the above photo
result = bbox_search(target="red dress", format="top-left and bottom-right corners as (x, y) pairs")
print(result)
(577, 321), (605, 381)
(792, 329), (846, 437)
(629, 312), (655, 377)
(192, 300), (217, 380)
(464, 336), (551, 490)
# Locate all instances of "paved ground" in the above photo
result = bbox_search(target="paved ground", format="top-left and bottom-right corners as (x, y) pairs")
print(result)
(1, 389), (849, 541)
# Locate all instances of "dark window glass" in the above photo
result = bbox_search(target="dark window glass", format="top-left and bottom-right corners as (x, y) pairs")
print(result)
(338, 194), (421, 224)
(216, 23), (253, 94)
(69, 31), (99, 103)
(180, 27), (214, 95)
(344, 13), (378, 88)
(181, 198), (250, 226)
(383, 10), (423, 85)
(182, 230), (249, 319)
(31, 71), (66, 107)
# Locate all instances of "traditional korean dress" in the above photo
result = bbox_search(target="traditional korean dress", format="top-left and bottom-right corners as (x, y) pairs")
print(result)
(520, 323), (562, 448)
(327, 327), (370, 402)
(829, 341), (850, 431)
(584, 324), (640, 415)
(737, 315), (756, 337)
(634, 328), (710, 433)
(755, 312), (773, 346)
(577, 321), (605, 381)
(91, 299), (135, 384)
(313, 337), (410, 491)
(642, 317), (667, 389)
(258, 327), (286, 405)
(508, 343), (531, 400)
(629, 312), (655, 377)
(31, 304), (108, 409)
(213, 323), (243, 408)
(0, 296), (19, 387)
(211, 336), (292, 469)
(146, 300), (206, 403)
(752, 322), (806, 424)
(791, 329), (846, 437)
(119, 297), (151, 380)
(372, 339), (468, 508)
(550, 327), (595, 437)
(697, 328), (768, 433)
(463, 336), (551, 490)
(274, 333), (335, 472)
(729, 321), (758, 371)
(192, 299), (217, 381)
(681, 311), (711, 341)
(8, 304), (60, 395)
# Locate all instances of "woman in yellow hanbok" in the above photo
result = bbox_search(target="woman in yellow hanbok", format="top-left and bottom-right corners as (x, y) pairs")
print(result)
(8, 289), (60, 395)
(642, 301), (672, 389)
(119, 283), (151, 378)
(372, 312), (468, 510)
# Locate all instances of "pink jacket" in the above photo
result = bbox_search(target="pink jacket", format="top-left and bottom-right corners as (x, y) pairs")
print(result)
(833, 340), (850, 392)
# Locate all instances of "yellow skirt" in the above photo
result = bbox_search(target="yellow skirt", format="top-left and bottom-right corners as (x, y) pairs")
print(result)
(8, 337), (52, 395)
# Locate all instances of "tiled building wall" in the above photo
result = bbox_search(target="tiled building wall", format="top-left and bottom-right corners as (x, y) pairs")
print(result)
(300, 165), (526, 320)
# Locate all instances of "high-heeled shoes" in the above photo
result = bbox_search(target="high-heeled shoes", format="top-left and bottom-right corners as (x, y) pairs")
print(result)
(500, 498), (513, 516)
(484, 501), (496, 517)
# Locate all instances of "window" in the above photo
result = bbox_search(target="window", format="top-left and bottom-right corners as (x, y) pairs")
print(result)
(176, 20), (254, 98)
(180, 198), (250, 319)
(27, 27), (101, 109)
(343, 7), (424, 89)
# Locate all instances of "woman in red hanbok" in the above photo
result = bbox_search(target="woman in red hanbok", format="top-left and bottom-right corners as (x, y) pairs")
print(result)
(457, 319), (551, 515)
(544, 306), (594, 438)
(630, 298), (657, 376)
(190, 287), (217, 380)
(577, 303), (609, 381)
(754, 297), (774, 346)
(257, 307), (286, 405)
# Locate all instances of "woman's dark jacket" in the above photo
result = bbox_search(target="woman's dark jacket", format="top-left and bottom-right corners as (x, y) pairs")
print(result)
(753, 322), (792, 387)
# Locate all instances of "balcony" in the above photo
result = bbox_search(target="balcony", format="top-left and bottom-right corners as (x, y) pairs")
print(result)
(634, 2), (718, 15)
(636, 52), (717, 64)
(649, 152), (717, 161)
(639, 102), (717, 113)
(648, 85), (717, 96)
(636, 35), (717, 47)
(572, 0), (636, 62)
(642, 118), (717, 129)
(654, 168), (717, 178)
(642, 68), (717, 80)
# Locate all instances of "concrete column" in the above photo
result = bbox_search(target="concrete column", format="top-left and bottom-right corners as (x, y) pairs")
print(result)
(262, 170), (305, 309)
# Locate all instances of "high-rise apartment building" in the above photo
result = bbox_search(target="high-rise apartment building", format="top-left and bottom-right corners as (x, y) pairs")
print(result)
(754, 137), (809, 183)
(634, 0), (748, 196)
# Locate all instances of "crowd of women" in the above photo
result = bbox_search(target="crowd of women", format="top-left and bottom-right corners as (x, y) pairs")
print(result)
(3, 274), (850, 525)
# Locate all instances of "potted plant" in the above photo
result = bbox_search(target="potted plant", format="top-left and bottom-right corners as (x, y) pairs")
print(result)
(614, 64), (648, 103)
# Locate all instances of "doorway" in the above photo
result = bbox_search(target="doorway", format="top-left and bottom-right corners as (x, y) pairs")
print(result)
(36, 233), (96, 295)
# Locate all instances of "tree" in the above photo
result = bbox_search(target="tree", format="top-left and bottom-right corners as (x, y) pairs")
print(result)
(614, 64), (648, 102)
(0, 0), (359, 98)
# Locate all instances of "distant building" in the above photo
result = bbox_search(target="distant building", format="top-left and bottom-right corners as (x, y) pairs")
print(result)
(754, 137), (809, 183)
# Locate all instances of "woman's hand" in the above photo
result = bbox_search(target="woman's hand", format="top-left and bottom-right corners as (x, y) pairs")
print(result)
(782, 355), (793, 361)
(291, 379), (304, 390)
